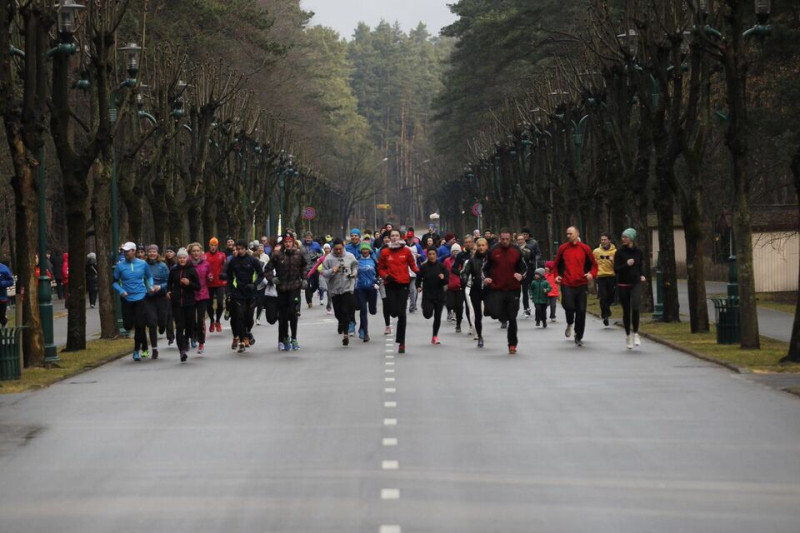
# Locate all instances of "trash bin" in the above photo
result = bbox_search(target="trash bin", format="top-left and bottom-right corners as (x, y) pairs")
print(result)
(710, 298), (740, 345)
(0, 326), (25, 381)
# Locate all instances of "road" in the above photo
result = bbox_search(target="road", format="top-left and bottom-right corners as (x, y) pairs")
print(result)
(1, 302), (800, 532)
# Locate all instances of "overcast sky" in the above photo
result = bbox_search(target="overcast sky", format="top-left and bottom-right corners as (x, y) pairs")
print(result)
(300, 0), (457, 40)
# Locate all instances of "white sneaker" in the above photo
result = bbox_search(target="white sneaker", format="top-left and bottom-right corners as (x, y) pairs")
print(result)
(256, 319), (261, 326)
(633, 333), (641, 347)
(384, 326), (392, 335)
(626, 334), (633, 350)
(565, 324), (573, 338)
(468, 327), (474, 337)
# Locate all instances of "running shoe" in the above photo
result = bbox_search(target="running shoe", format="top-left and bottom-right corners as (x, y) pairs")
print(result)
(152, 349), (159, 360)
(215, 322), (222, 333)
(180, 352), (188, 362)
(190, 339), (198, 349)
(384, 326), (392, 335)
(575, 338), (584, 347)
(626, 334), (633, 350)
(455, 326), (461, 333)
(141, 349), (150, 359)
(132, 351), (141, 362)
(634, 333), (641, 346)
(349, 322), (356, 336)
(523, 309), (531, 318)
(198, 343), (204, 354)
(256, 319), (262, 326)
(477, 337), (484, 348)
(342, 335), (349, 346)
(326, 309), (333, 315)
(232, 337), (239, 350)
(278, 341), (286, 351)
(398, 344), (405, 354)
(168, 338), (175, 346)
(358, 328), (365, 340)
(603, 318), (609, 327)
(431, 336), (440, 345)
(363, 334), (370, 343)
(508, 345), (517, 355)
(565, 324), (573, 338)
(542, 321), (547, 329)
(500, 321), (508, 329)
(243, 337), (250, 348)
(291, 339), (300, 351)
(284, 337), (292, 351)
(237, 342), (245, 353)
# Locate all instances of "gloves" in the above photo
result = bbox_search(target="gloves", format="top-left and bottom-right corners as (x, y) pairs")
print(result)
(385, 275), (396, 286)
(272, 277), (280, 286)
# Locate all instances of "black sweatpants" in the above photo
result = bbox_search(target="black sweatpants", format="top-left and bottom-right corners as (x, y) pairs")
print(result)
(497, 291), (520, 347)
(172, 303), (196, 352)
(122, 298), (149, 352)
(470, 290), (484, 338)
(332, 292), (356, 334)
(596, 276), (616, 319)
(561, 285), (588, 340)
(150, 295), (173, 342)
(445, 290), (464, 327)
(355, 288), (378, 335)
(521, 275), (533, 312)
(278, 290), (300, 342)
(385, 284), (409, 345)
(422, 297), (445, 337)
(207, 287), (225, 322)
(618, 283), (643, 335)
(534, 303), (548, 324)
(230, 298), (255, 341)
(194, 300), (208, 344)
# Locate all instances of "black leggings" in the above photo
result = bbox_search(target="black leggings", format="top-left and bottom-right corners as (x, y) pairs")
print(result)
(618, 283), (642, 335)
(332, 292), (356, 334)
(382, 297), (391, 326)
(207, 287), (225, 322)
(194, 300), (208, 344)
(561, 285), (588, 340)
(230, 298), (255, 340)
(278, 290), (300, 341)
(470, 290), (484, 338)
(355, 288), (378, 335)
(385, 284), (409, 345)
(122, 299), (149, 352)
(445, 291), (463, 327)
(305, 273), (319, 304)
(422, 298), (445, 336)
(172, 303), (196, 352)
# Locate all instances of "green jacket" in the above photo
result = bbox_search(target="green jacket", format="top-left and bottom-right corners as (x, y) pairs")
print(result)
(528, 277), (552, 305)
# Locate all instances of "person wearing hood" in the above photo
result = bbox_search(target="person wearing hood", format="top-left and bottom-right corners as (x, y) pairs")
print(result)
(593, 233), (618, 326)
(85, 253), (99, 309)
(189, 242), (212, 354)
(614, 228), (646, 350)
(529, 268), (552, 328)
(544, 261), (559, 322)
(377, 229), (419, 354)
(113, 241), (156, 361)
(462, 237), (489, 347)
(145, 245), (171, 358)
(167, 248), (201, 362)
(322, 239), (359, 346)
(267, 233), (307, 351)
(354, 242), (379, 342)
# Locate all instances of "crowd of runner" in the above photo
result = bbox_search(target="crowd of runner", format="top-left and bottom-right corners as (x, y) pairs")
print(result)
(103, 224), (647, 362)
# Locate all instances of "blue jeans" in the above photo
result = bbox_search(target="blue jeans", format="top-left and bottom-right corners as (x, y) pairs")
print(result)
(355, 288), (378, 335)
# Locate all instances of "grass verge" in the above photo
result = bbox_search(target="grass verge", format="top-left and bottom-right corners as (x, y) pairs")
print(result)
(707, 291), (796, 315)
(0, 337), (132, 394)
(586, 296), (798, 373)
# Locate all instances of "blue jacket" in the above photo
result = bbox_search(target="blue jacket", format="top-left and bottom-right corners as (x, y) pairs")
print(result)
(437, 244), (451, 261)
(345, 241), (361, 257)
(146, 259), (170, 297)
(0, 263), (13, 303)
(356, 256), (378, 290)
(113, 258), (153, 302)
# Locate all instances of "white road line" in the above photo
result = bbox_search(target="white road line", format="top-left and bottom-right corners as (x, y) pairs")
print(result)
(384, 401), (397, 408)
(385, 361), (395, 366)
(382, 437), (398, 446)
(385, 349), (394, 353)
(379, 525), (401, 533)
(384, 418), (397, 426)
(385, 388), (396, 393)
(382, 460), (399, 470)
(386, 355), (394, 359)
(381, 488), (400, 500)
(385, 369), (395, 374)
(385, 377), (396, 382)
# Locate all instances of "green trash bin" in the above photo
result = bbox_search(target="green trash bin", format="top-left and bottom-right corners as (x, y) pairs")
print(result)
(0, 326), (25, 381)
(710, 298), (740, 345)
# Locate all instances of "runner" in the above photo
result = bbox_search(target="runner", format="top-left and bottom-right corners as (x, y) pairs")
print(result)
(188, 242), (211, 354)
(167, 248), (200, 362)
(377, 229), (419, 353)
(311, 243), (332, 313)
(113, 242), (156, 361)
(355, 242), (379, 342)
(593, 233), (617, 326)
(544, 261), (559, 322)
(145, 245), (170, 359)
(417, 247), (449, 345)
(224, 240), (264, 353)
(254, 243), (271, 326)
(483, 229), (527, 354)
(268, 233), (307, 351)
(86, 253), (98, 309)
(614, 228), (646, 349)
(516, 233), (534, 319)
(453, 235), (475, 336)
(444, 244), (464, 333)
(224, 237), (236, 258)
(344, 229), (362, 334)
(301, 232), (323, 309)
(529, 268), (552, 328)
(461, 237), (488, 346)
(321, 239), (359, 346)
(554, 226), (598, 347)
(405, 231), (422, 313)
(0, 260), (13, 327)
(205, 237), (227, 333)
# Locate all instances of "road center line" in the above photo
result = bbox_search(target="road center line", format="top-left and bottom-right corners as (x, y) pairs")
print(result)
(382, 437), (398, 446)
(385, 377), (396, 382)
(379, 525), (401, 533)
(381, 488), (400, 500)
(384, 401), (397, 408)
(382, 460), (399, 470)
(385, 388), (396, 393)
(384, 418), (397, 426)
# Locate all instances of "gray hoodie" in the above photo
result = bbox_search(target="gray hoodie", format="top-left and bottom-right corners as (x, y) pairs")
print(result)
(321, 251), (358, 296)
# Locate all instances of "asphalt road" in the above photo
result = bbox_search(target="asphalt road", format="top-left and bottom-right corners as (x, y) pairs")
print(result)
(1, 300), (800, 532)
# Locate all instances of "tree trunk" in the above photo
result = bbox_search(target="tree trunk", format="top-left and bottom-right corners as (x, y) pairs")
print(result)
(63, 170), (89, 351)
(119, 172), (143, 243)
(91, 155), (119, 339)
(9, 136), (44, 367)
(782, 144), (800, 362)
(681, 184), (709, 333)
(188, 203), (202, 243)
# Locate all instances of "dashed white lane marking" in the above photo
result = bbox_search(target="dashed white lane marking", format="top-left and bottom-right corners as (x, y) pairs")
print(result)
(382, 460), (399, 470)
(384, 418), (397, 426)
(385, 361), (395, 366)
(381, 488), (400, 500)
(384, 401), (397, 408)
(385, 349), (394, 353)
(385, 377), (396, 382)
(379, 525), (401, 533)
(385, 369), (395, 374)
(382, 437), (398, 446)
(386, 355), (394, 359)
(385, 388), (396, 393)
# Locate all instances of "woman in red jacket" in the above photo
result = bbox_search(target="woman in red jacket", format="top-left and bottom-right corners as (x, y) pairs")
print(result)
(377, 229), (418, 353)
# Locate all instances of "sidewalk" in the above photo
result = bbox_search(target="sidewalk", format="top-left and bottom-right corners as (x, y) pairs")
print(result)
(675, 280), (793, 343)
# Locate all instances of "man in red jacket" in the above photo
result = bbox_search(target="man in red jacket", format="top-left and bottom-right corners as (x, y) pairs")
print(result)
(205, 237), (228, 333)
(554, 226), (598, 347)
(378, 229), (418, 353)
(483, 229), (527, 354)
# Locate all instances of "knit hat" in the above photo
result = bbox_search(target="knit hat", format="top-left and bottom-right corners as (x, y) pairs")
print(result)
(535, 267), (546, 277)
(360, 242), (372, 251)
(545, 260), (555, 270)
(146, 244), (159, 253)
(450, 243), (462, 254)
(325, 235), (333, 243)
(87, 252), (96, 261)
(176, 248), (189, 258)
(209, 237), (219, 246)
(622, 228), (637, 241)
(165, 245), (176, 253)
(444, 233), (455, 242)
(323, 243), (331, 251)
(350, 228), (361, 237)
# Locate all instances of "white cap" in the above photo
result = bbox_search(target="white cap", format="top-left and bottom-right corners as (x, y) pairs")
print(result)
(450, 244), (462, 254)
(121, 242), (137, 252)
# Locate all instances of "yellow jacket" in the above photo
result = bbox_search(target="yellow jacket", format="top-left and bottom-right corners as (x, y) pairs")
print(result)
(593, 244), (617, 278)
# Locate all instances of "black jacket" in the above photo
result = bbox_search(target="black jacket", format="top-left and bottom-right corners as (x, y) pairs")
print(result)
(224, 254), (264, 300)
(167, 263), (201, 306)
(416, 261), (449, 301)
(461, 252), (486, 291)
(614, 246), (644, 285)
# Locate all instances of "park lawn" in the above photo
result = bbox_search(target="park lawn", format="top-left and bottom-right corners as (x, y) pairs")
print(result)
(0, 337), (132, 394)
(707, 291), (796, 315)
(586, 295), (798, 373)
